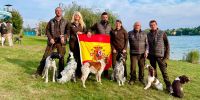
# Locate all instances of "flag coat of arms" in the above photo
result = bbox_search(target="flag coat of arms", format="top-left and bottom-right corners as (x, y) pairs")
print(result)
(78, 34), (112, 70)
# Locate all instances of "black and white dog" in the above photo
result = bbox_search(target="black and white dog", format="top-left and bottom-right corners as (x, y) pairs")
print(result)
(144, 65), (163, 90)
(111, 52), (126, 86)
(57, 51), (77, 84)
(42, 52), (61, 83)
(171, 75), (190, 98)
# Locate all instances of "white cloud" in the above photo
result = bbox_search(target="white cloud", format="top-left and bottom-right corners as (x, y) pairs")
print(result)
(5, 0), (199, 30)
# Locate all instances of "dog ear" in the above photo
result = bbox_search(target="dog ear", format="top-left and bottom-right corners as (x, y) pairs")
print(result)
(180, 75), (189, 84)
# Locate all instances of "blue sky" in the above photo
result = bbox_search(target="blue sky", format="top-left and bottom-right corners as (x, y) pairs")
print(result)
(0, 0), (200, 30)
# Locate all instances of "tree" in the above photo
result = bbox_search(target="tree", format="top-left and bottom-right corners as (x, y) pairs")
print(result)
(10, 10), (23, 34)
(38, 21), (48, 36)
(63, 3), (117, 28)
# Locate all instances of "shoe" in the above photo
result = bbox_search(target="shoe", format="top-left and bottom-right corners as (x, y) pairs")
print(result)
(128, 80), (135, 85)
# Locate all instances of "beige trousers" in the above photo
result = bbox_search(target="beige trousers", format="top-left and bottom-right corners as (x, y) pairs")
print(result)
(1, 33), (13, 46)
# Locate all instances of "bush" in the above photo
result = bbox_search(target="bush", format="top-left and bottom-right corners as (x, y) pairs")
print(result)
(38, 21), (48, 36)
(63, 2), (117, 28)
(10, 10), (23, 34)
(184, 50), (200, 64)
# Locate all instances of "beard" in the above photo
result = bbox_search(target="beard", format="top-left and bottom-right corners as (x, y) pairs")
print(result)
(101, 20), (108, 25)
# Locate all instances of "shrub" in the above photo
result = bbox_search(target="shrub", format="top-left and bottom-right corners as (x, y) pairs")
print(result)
(63, 2), (117, 28)
(10, 10), (23, 34)
(185, 50), (200, 64)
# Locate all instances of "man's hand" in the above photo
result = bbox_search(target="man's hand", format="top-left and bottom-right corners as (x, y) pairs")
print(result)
(113, 49), (117, 53)
(77, 31), (83, 34)
(144, 51), (148, 58)
(87, 32), (92, 38)
(60, 35), (65, 44)
(122, 49), (126, 53)
(50, 39), (55, 44)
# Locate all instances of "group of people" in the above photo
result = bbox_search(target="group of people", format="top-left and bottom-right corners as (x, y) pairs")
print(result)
(0, 20), (13, 46)
(33, 7), (172, 93)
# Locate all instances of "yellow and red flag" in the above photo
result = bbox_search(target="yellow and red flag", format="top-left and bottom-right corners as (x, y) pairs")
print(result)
(78, 34), (112, 70)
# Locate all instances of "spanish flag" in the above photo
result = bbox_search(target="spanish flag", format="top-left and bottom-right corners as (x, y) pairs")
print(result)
(78, 34), (112, 70)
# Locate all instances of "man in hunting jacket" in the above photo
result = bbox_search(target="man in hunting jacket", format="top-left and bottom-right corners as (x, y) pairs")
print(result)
(33, 7), (68, 78)
(147, 20), (172, 92)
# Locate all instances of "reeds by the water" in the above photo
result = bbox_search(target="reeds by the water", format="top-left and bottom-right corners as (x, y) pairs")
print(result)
(184, 50), (200, 64)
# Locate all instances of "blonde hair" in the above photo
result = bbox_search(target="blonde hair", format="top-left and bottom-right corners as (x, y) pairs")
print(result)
(71, 11), (86, 28)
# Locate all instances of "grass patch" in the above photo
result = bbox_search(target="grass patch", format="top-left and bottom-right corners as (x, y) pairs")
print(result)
(0, 36), (200, 100)
(184, 50), (200, 64)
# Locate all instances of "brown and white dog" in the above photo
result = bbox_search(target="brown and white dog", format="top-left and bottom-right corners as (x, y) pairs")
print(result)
(81, 57), (108, 88)
(171, 75), (190, 98)
(144, 65), (163, 90)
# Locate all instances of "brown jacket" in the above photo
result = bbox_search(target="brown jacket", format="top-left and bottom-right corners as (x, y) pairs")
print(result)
(147, 29), (170, 59)
(110, 28), (128, 51)
(46, 17), (68, 45)
(67, 22), (87, 52)
(128, 30), (148, 55)
(88, 21), (112, 34)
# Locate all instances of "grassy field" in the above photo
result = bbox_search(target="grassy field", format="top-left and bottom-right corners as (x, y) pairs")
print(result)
(0, 36), (200, 100)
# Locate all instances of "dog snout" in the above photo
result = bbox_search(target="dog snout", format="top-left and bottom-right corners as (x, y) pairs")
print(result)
(145, 64), (150, 69)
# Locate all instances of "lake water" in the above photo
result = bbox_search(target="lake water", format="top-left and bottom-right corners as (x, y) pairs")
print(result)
(169, 36), (200, 60)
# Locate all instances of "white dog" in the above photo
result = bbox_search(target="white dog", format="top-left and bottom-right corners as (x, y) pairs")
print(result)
(144, 65), (163, 90)
(57, 51), (77, 84)
(42, 52), (61, 83)
(81, 57), (108, 88)
(111, 53), (126, 86)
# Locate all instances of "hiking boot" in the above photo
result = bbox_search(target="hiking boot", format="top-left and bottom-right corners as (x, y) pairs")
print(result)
(128, 80), (135, 85)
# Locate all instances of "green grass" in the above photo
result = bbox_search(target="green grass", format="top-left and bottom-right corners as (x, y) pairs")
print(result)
(0, 36), (200, 100)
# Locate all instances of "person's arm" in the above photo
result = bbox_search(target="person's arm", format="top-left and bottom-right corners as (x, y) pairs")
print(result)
(46, 22), (52, 40)
(123, 30), (128, 51)
(87, 23), (97, 33)
(83, 26), (87, 34)
(65, 22), (70, 40)
(87, 23), (97, 37)
(110, 31), (116, 51)
(163, 32), (170, 59)
(46, 21), (55, 45)
(62, 21), (69, 44)
(144, 33), (149, 58)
